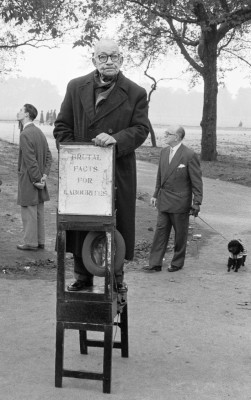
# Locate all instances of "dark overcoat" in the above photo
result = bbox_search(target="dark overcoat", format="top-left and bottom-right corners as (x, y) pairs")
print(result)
(53, 70), (149, 260)
(153, 144), (203, 213)
(17, 123), (52, 206)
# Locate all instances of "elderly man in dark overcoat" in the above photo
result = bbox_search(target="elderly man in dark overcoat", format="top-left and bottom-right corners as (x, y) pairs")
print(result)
(17, 103), (52, 250)
(53, 38), (149, 291)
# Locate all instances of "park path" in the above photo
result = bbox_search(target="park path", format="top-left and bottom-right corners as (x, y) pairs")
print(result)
(0, 142), (251, 400)
(137, 160), (251, 245)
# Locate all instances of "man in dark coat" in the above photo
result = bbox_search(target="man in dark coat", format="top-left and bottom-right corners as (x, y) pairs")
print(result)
(144, 125), (203, 273)
(53, 38), (149, 291)
(17, 104), (52, 250)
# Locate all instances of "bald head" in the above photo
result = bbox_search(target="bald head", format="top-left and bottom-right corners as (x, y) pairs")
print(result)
(93, 39), (120, 56)
(167, 125), (185, 140)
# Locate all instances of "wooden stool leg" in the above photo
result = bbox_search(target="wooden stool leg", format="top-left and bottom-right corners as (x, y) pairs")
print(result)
(120, 304), (129, 358)
(79, 330), (88, 354)
(55, 321), (64, 388)
(103, 325), (113, 394)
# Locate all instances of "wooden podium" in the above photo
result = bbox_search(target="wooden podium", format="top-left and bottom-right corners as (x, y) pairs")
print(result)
(55, 144), (128, 393)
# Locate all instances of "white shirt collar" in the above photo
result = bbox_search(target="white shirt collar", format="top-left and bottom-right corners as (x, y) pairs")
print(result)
(23, 121), (33, 129)
(170, 141), (182, 154)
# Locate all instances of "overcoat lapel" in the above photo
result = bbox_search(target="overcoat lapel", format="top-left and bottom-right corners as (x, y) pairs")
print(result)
(78, 80), (95, 121)
(160, 147), (170, 185)
(92, 85), (127, 124)
(78, 71), (128, 127)
(162, 144), (184, 184)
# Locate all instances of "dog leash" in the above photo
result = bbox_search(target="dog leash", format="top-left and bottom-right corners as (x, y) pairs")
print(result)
(189, 215), (229, 259)
(197, 215), (229, 241)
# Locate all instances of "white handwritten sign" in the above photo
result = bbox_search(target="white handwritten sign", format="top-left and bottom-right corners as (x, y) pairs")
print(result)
(58, 144), (114, 215)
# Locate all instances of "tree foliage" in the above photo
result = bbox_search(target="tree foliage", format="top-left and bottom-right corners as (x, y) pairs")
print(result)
(78, 0), (251, 160)
(81, 1), (251, 74)
(1, 0), (79, 41)
(2, 1), (251, 159)
(0, 0), (89, 76)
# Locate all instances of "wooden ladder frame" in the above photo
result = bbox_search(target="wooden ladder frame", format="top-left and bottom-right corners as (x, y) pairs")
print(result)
(54, 144), (128, 393)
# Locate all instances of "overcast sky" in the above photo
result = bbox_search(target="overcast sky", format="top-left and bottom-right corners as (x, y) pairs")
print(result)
(18, 44), (250, 97)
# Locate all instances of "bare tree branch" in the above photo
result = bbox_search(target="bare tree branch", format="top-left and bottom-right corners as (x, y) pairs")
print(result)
(217, 30), (235, 56)
(143, 57), (183, 103)
(222, 48), (251, 67)
(167, 17), (204, 75)
(124, 0), (197, 24)
(0, 36), (59, 50)
(217, 6), (251, 42)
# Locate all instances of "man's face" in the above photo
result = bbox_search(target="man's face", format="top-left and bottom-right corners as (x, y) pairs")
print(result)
(16, 106), (26, 122)
(92, 40), (123, 79)
(164, 127), (179, 147)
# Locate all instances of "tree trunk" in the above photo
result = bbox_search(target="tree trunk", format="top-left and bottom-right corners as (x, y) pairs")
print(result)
(200, 34), (218, 161)
(148, 119), (157, 147)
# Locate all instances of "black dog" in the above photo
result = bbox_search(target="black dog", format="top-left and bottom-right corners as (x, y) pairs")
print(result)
(227, 239), (247, 272)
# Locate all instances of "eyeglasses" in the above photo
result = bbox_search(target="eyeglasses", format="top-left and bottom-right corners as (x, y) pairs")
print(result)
(97, 53), (120, 63)
(165, 132), (176, 136)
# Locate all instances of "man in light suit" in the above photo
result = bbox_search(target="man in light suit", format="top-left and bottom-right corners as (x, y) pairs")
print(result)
(17, 104), (52, 250)
(144, 125), (203, 272)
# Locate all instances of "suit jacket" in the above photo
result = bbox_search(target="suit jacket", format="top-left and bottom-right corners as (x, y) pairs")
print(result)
(53, 70), (149, 259)
(17, 123), (52, 206)
(153, 144), (203, 213)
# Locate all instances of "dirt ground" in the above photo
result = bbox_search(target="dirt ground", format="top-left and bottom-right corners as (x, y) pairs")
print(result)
(0, 137), (251, 399)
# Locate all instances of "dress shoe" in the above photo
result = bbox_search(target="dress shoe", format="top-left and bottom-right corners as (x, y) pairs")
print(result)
(167, 265), (183, 272)
(38, 244), (45, 249)
(17, 244), (38, 251)
(143, 265), (162, 272)
(67, 279), (93, 291)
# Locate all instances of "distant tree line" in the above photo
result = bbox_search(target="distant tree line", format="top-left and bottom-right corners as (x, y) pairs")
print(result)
(39, 110), (57, 125)
(0, 77), (62, 120)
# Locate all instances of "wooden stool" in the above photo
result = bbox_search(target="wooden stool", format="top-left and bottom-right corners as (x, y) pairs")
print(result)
(55, 230), (129, 393)
(54, 144), (128, 393)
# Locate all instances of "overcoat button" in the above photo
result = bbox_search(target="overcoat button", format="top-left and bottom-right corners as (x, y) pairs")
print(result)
(108, 129), (113, 134)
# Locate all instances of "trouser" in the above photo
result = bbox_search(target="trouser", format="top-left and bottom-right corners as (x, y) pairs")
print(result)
(74, 257), (124, 285)
(21, 203), (45, 246)
(149, 211), (190, 268)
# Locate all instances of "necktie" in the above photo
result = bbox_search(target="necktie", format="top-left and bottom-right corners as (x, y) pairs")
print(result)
(169, 148), (174, 163)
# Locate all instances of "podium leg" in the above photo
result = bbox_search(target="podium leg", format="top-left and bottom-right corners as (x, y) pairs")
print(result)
(103, 325), (113, 393)
(55, 321), (64, 388)
(120, 304), (129, 358)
